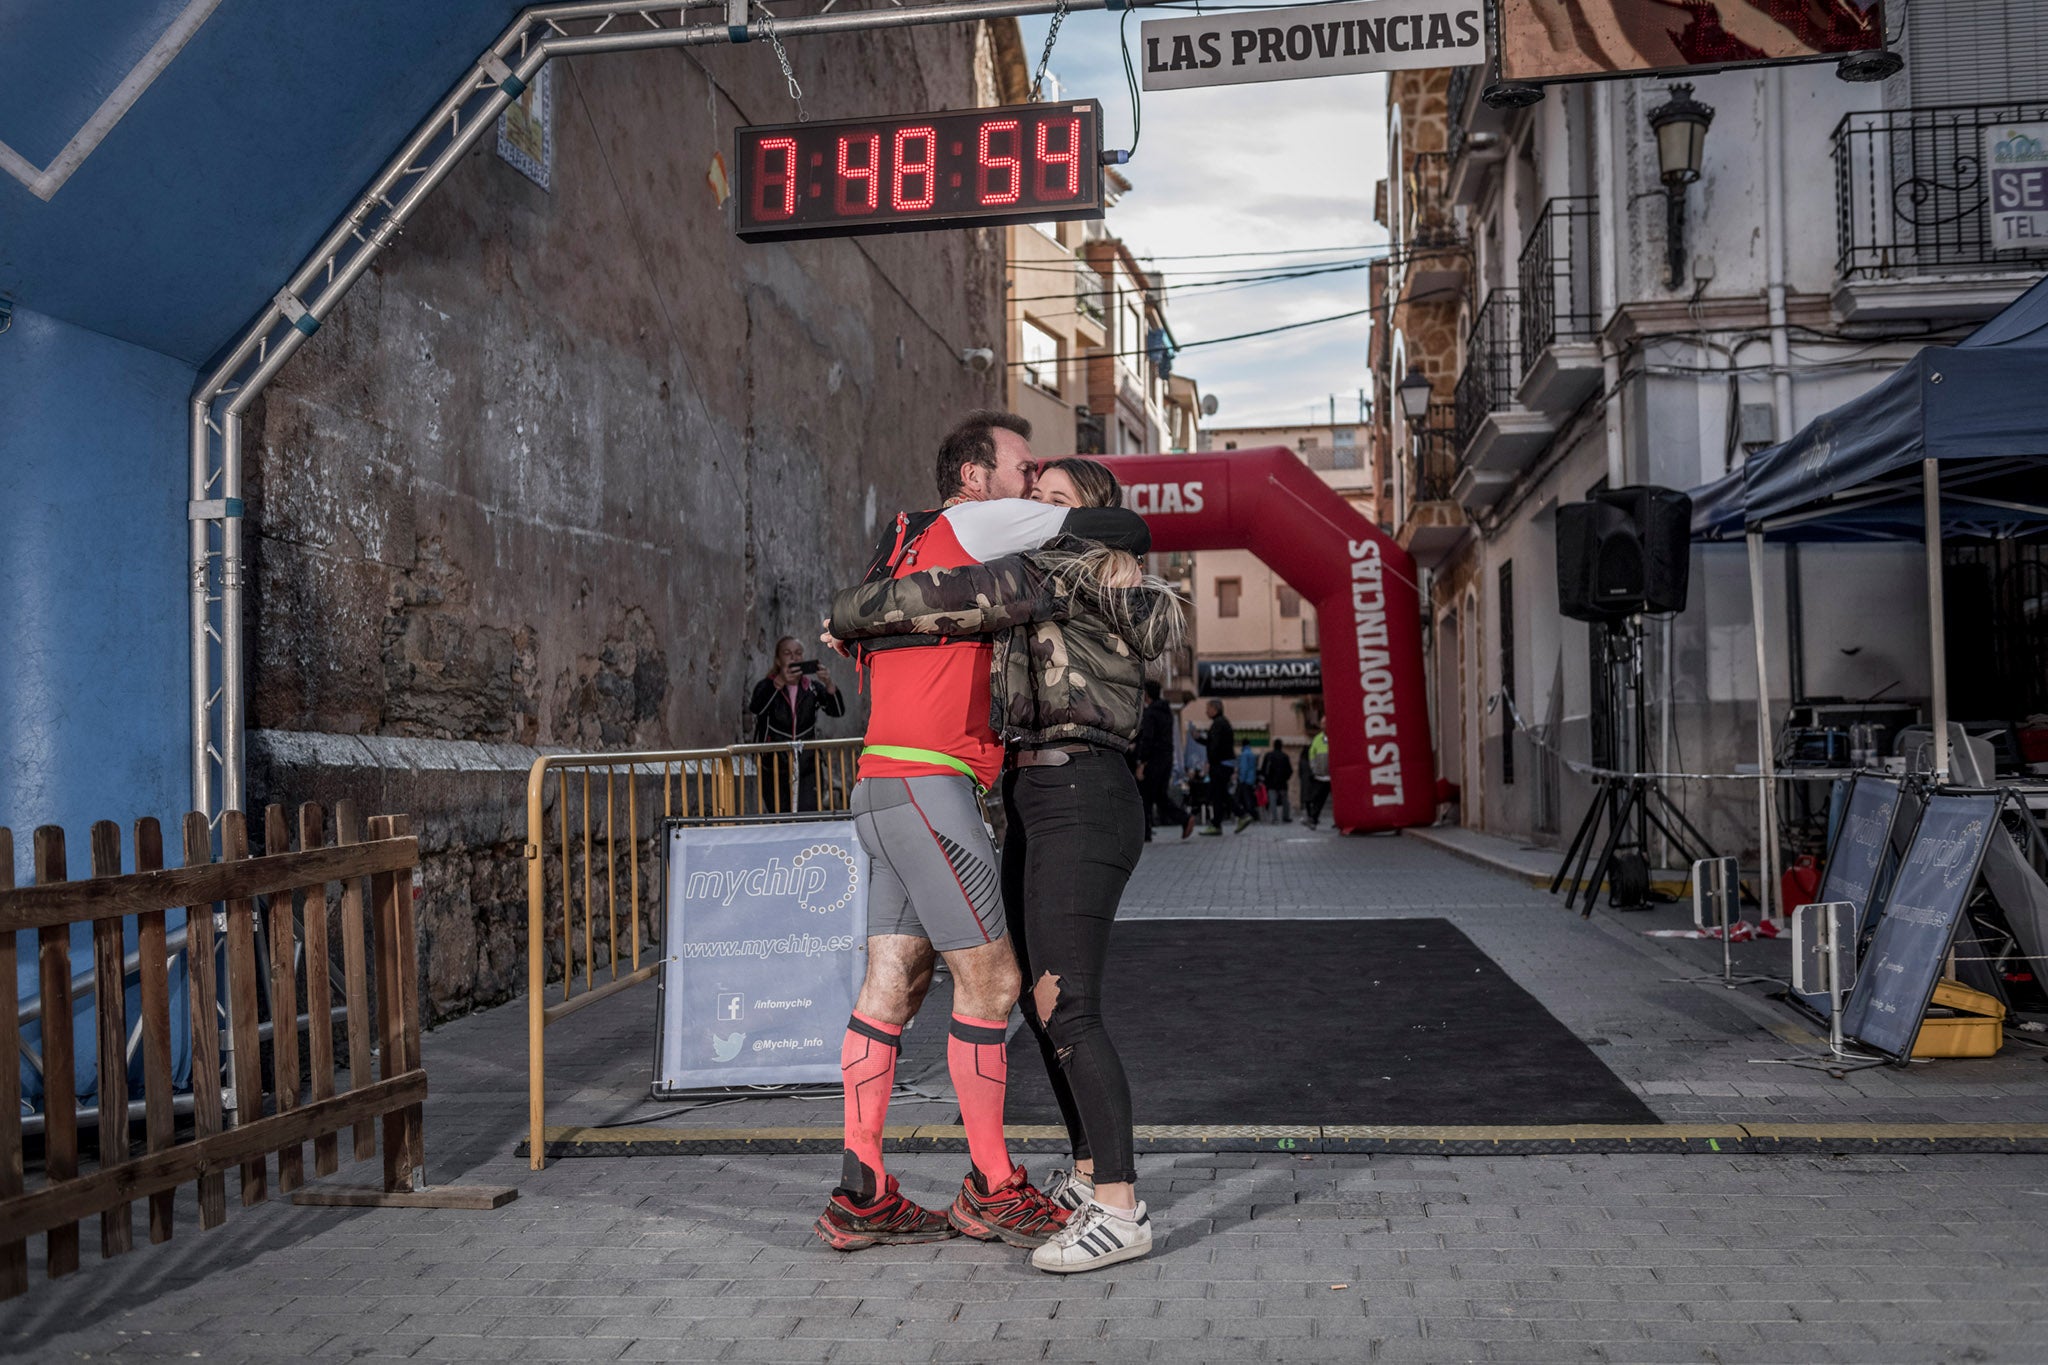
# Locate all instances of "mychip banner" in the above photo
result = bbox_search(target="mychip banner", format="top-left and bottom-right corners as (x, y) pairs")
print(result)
(656, 819), (868, 1092)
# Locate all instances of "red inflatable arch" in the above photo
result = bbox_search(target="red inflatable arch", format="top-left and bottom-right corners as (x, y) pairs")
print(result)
(1096, 448), (1435, 833)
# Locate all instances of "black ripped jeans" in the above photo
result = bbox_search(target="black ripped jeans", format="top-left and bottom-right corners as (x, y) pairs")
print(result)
(1001, 747), (1144, 1186)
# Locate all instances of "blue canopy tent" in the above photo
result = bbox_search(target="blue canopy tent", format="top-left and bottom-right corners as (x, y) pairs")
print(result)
(1690, 275), (2048, 913)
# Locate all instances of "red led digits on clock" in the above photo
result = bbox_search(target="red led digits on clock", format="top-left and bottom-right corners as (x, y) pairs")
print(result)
(836, 132), (880, 214)
(892, 126), (937, 211)
(976, 119), (1022, 207)
(1035, 117), (1081, 201)
(753, 136), (799, 220)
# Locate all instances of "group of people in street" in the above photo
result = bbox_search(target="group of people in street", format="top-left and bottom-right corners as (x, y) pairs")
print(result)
(1135, 695), (1334, 839)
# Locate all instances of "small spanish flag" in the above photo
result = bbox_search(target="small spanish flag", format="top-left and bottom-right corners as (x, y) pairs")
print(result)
(707, 153), (731, 208)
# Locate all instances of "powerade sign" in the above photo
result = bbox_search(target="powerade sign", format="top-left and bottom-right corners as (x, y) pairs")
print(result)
(657, 820), (868, 1091)
(1198, 656), (1322, 697)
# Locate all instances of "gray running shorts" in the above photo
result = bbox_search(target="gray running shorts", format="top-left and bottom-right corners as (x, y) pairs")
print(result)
(850, 775), (1004, 951)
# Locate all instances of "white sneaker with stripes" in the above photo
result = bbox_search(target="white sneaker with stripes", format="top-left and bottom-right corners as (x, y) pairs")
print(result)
(1029, 1198), (1152, 1273)
(1041, 1166), (1095, 1212)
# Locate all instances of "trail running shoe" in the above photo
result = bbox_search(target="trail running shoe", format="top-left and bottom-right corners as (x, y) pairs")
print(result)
(1042, 1166), (1096, 1213)
(812, 1174), (958, 1251)
(1031, 1198), (1153, 1274)
(946, 1165), (1070, 1248)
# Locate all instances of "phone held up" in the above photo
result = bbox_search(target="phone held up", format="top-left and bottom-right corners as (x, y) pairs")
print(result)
(796, 659), (822, 675)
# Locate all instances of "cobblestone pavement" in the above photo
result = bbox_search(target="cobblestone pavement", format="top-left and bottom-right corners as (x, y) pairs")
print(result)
(7, 824), (2048, 1363)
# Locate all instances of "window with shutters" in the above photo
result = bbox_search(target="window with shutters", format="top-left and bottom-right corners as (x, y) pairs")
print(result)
(1278, 585), (1302, 618)
(1216, 577), (1242, 618)
(1904, 0), (2048, 106)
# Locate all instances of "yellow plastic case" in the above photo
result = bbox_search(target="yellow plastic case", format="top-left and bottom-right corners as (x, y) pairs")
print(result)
(1910, 979), (2006, 1059)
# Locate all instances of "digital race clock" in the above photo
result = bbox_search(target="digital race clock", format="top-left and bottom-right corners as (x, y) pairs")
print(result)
(734, 101), (1105, 243)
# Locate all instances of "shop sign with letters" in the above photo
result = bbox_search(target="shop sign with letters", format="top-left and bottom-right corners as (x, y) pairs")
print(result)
(1140, 0), (1485, 91)
(1987, 124), (2048, 248)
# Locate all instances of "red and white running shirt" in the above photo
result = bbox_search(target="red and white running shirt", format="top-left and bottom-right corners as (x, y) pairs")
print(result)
(856, 499), (1078, 789)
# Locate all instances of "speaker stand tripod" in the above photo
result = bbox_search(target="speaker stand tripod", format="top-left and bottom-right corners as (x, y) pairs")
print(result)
(1550, 616), (1718, 916)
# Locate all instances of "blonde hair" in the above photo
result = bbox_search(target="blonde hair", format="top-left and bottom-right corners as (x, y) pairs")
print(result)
(1040, 545), (1188, 656)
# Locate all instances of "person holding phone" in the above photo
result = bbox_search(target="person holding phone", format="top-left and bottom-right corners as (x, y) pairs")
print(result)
(748, 634), (844, 811)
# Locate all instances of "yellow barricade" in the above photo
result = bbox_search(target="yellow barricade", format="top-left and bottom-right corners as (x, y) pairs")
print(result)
(523, 738), (863, 1169)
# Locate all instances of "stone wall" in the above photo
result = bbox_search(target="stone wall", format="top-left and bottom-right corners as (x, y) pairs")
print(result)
(245, 30), (1019, 1020)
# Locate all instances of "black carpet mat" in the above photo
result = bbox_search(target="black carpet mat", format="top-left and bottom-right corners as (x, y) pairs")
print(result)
(1002, 918), (1658, 1126)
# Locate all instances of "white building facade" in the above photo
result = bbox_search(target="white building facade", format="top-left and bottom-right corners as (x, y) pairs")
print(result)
(1381, 6), (2048, 858)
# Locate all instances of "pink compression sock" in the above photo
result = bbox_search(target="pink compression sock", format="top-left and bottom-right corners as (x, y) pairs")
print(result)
(839, 1012), (901, 1202)
(948, 1013), (1014, 1185)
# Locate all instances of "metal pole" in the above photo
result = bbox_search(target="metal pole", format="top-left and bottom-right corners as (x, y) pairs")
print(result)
(1746, 531), (1782, 923)
(188, 399), (214, 818)
(219, 417), (245, 818)
(1924, 457), (1949, 781)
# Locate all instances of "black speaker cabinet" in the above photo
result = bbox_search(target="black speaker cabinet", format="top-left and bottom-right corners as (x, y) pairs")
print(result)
(1556, 486), (1692, 622)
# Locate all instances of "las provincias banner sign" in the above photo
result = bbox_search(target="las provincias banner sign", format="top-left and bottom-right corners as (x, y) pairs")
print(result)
(1140, 0), (1485, 91)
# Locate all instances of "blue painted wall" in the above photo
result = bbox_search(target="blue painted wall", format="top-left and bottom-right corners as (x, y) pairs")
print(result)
(1, 304), (195, 1103)
(0, 304), (192, 847)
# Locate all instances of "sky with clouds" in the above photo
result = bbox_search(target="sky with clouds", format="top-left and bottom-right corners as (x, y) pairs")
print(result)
(1018, 11), (1391, 431)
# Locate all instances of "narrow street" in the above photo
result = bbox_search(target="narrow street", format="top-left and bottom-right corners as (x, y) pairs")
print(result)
(9, 828), (2046, 1364)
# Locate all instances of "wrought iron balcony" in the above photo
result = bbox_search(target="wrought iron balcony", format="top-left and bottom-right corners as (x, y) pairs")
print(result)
(1075, 261), (1106, 322)
(1834, 101), (2048, 280)
(1403, 151), (1461, 252)
(1413, 401), (1459, 504)
(1454, 290), (1521, 453)
(1518, 197), (1600, 359)
(1447, 67), (1475, 164)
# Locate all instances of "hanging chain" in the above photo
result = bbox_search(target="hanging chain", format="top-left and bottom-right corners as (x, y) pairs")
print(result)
(1030, 0), (1069, 102)
(756, 2), (807, 121)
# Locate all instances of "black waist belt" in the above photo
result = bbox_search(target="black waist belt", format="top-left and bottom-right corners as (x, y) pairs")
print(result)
(1010, 741), (1112, 769)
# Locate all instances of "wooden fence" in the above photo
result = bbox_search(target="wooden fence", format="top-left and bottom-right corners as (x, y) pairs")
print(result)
(0, 802), (513, 1300)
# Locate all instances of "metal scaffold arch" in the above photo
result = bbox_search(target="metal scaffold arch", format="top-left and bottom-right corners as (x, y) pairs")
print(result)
(188, 0), (1146, 822)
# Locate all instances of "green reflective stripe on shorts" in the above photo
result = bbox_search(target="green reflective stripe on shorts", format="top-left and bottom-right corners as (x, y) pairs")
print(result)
(862, 744), (986, 793)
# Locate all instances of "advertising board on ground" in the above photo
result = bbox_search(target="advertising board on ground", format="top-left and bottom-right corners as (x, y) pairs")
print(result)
(656, 819), (869, 1092)
(1839, 793), (2000, 1060)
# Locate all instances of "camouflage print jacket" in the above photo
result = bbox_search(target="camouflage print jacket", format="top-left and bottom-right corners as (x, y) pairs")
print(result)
(829, 541), (1177, 751)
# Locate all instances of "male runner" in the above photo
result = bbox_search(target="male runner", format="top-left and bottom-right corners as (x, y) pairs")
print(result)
(812, 410), (1148, 1252)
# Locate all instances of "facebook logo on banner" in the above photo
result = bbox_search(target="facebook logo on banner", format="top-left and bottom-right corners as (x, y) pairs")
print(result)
(657, 821), (869, 1092)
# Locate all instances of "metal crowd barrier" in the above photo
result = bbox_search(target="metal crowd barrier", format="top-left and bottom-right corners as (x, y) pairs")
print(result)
(523, 738), (862, 1169)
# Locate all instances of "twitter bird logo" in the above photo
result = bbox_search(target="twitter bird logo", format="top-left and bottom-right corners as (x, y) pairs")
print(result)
(712, 1031), (745, 1062)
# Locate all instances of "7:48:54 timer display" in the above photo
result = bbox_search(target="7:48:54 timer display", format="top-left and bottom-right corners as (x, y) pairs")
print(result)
(734, 101), (1104, 242)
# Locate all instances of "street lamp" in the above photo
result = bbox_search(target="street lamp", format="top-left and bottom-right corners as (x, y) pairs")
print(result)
(1647, 83), (1714, 289)
(1396, 365), (1433, 424)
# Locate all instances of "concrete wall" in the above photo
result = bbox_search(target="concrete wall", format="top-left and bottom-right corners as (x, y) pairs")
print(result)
(244, 37), (1013, 1019)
